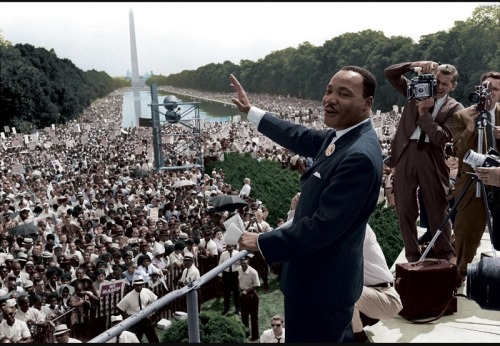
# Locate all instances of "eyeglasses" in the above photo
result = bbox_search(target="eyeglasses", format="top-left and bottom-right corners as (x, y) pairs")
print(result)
(271, 324), (282, 327)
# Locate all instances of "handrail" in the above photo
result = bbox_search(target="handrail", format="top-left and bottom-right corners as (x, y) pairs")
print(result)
(88, 249), (248, 343)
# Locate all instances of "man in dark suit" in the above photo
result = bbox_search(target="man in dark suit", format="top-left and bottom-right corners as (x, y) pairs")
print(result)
(452, 71), (500, 286)
(384, 61), (463, 263)
(230, 66), (383, 343)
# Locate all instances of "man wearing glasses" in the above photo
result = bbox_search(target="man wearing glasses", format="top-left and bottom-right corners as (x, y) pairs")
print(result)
(260, 315), (285, 343)
(0, 306), (32, 343)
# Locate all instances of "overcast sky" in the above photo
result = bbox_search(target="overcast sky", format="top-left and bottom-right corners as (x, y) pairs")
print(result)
(0, 2), (494, 77)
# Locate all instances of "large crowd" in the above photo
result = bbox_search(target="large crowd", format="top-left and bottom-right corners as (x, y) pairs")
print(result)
(0, 85), (403, 342)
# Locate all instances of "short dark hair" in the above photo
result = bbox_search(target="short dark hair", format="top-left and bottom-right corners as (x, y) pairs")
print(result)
(341, 65), (376, 99)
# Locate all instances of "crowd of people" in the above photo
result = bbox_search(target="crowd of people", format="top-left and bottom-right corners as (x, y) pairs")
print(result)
(0, 63), (497, 343)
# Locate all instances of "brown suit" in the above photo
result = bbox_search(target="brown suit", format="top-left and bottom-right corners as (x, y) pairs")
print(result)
(452, 103), (500, 275)
(385, 62), (464, 262)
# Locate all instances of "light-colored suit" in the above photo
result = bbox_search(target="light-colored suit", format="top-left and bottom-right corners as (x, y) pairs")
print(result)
(256, 114), (383, 342)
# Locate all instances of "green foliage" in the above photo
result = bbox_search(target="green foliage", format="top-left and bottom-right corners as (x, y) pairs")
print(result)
(368, 202), (403, 267)
(158, 4), (499, 112)
(161, 310), (246, 343)
(206, 153), (301, 227)
(0, 43), (126, 132)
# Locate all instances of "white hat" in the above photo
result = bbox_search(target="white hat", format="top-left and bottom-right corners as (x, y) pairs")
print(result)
(132, 275), (145, 285)
(111, 315), (123, 323)
(22, 238), (34, 245)
(53, 324), (71, 336)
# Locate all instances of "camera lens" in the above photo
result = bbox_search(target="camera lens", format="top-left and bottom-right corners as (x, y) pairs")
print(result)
(468, 92), (480, 104)
(463, 149), (486, 168)
(466, 258), (500, 311)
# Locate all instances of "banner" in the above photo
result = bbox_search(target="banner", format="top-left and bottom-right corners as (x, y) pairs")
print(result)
(99, 279), (126, 297)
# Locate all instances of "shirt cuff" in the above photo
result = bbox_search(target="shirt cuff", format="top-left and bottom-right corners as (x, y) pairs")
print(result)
(248, 106), (265, 126)
(256, 233), (266, 261)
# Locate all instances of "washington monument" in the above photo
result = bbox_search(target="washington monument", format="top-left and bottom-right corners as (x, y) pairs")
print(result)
(129, 8), (142, 88)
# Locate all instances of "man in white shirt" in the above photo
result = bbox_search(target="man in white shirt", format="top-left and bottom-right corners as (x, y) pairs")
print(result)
(218, 244), (240, 315)
(351, 224), (403, 342)
(0, 306), (32, 343)
(177, 253), (200, 287)
(260, 314), (285, 343)
(52, 323), (81, 343)
(239, 178), (252, 198)
(116, 276), (159, 343)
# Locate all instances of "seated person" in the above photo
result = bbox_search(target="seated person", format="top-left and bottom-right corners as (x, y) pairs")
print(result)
(351, 224), (403, 342)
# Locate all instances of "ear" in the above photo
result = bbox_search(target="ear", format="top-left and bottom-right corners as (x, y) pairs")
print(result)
(450, 82), (457, 92)
(364, 96), (374, 112)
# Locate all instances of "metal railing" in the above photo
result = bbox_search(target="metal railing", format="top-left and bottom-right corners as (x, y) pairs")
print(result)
(88, 249), (248, 343)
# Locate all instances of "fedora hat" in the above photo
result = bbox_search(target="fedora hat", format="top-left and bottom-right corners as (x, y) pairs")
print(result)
(132, 276), (145, 285)
(53, 324), (70, 336)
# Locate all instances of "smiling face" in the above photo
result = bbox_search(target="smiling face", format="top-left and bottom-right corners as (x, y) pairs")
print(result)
(322, 69), (373, 130)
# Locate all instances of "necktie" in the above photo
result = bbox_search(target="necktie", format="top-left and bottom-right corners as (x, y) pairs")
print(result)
(138, 292), (143, 310)
(116, 334), (120, 343)
(275, 337), (281, 343)
(418, 102), (435, 150)
(486, 112), (495, 150)
(417, 129), (427, 150)
(229, 252), (232, 273)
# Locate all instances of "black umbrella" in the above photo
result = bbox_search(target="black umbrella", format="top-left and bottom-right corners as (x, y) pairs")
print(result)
(209, 195), (248, 212)
(8, 223), (39, 237)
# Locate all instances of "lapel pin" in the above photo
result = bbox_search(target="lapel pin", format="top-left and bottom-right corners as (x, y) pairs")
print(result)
(325, 143), (335, 157)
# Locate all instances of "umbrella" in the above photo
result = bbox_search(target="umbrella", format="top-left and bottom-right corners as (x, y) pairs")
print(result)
(8, 223), (39, 237)
(172, 179), (195, 188)
(209, 195), (248, 212)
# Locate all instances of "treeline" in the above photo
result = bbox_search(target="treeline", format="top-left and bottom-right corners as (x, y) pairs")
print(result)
(148, 5), (499, 112)
(0, 40), (130, 133)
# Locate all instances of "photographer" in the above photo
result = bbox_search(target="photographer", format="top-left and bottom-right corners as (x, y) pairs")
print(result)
(384, 61), (463, 263)
(452, 71), (500, 284)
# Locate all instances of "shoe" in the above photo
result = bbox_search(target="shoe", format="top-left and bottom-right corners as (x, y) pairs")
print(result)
(221, 310), (228, 315)
(418, 230), (433, 245)
(248, 337), (258, 342)
(354, 330), (370, 343)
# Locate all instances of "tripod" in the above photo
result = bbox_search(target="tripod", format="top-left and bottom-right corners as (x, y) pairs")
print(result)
(419, 173), (497, 261)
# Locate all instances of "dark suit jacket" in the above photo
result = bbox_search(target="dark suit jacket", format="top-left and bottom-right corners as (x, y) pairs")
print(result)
(384, 62), (463, 184)
(257, 114), (383, 311)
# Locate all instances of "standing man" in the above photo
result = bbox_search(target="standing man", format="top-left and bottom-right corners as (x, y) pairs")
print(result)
(218, 244), (240, 315)
(452, 71), (500, 286)
(239, 178), (252, 198)
(116, 276), (159, 343)
(231, 65), (382, 343)
(238, 256), (260, 342)
(384, 61), (463, 262)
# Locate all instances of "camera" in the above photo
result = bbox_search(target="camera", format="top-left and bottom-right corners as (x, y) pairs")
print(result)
(468, 82), (492, 112)
(463, 148), (500, 168)
(407, 74), (436, 100)
(466, 257), (500, 311)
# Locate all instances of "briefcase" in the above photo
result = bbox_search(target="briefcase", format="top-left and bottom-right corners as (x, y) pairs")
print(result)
(395, 259), (457, 321)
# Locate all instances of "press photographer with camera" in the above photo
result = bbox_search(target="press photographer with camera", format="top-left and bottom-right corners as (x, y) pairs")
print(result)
(452, 71), (500, 285)
(384, 61), (463, 263)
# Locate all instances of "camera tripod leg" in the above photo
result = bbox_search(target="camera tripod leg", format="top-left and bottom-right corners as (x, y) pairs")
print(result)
(419, 174), (476, 261)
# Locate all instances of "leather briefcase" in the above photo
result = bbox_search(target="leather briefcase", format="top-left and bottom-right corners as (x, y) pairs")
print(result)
(395, 259), (457, 321)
